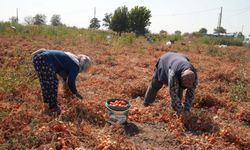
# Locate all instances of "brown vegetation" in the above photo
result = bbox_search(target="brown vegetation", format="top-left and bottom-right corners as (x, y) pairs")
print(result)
(0, 35), (250, 149)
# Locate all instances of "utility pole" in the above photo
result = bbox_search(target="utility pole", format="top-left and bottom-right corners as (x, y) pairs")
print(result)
(241, 25), (244, 33)
(94, 7), (96, 18)
(217, 7), (222, 29)
(16, 8), (19, 23)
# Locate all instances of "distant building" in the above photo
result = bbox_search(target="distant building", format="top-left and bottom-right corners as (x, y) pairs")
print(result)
(209, 33), (235, 38)
(207, 32), (244, 39)
(243, 35), (250, 44)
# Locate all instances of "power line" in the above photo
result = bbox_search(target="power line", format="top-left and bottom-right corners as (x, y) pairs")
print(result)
(224, 7), (250, 19)
(154, 6), (250, 17)
(154, 7), (219, 16)
(226, 6), (250, 13)
(231, 8), (250, 17)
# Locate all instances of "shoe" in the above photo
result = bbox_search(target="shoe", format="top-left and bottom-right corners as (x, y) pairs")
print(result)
(50, 106), (61, 116)
(143, 103), (150, 107)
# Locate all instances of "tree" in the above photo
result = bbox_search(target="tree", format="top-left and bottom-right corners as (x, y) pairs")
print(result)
(110, 6), (129, 35)
(89, 17), (100, 29)
(9, 16), (18, 23)
(50, 14), (62, 26)
(159, 30), (167, 34)
(33, 14), (46, 25)
(199, 28), (207, 34)
(129, 6), (151, 35)
(175, 30), (181, 35)
(214, 26), (226, 34)
(236, 32), (244, 40)
(24, 16), (34, 25)
(102, 13), (112, 29)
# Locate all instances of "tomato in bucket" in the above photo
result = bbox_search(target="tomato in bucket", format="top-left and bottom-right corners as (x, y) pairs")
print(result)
(105, 99), (131, 124)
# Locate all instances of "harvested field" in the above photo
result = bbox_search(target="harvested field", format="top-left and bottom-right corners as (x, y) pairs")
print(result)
(0, 34), (250, 149)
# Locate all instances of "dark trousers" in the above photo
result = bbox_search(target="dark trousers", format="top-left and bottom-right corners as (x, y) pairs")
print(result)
(33, 54), (59, 109)
(144, 74), (163, 105)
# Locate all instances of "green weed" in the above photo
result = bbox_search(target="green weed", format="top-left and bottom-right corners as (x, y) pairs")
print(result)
(230, 57), (250, 101)
(243, 43), (250, 49)
(112, 33), (136, 48)
(0, 48), (37, 92)
(207, 46), (225, 57)
(201, 36), (243, 46)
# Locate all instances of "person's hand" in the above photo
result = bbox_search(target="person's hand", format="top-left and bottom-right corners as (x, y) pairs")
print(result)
(63, 89), (73, 98)
(75, 92), (83, 100)
(181, 111), (191, 123)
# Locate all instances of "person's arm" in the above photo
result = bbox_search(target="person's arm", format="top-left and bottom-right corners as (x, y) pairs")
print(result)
(184, 78), (197, 112)
(168, 69), (183, 113)
(184, 87), (195, 112)
(67, 67), (83, 99)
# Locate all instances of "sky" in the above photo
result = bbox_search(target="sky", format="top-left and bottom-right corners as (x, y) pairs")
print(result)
(0, 0), (250, 36)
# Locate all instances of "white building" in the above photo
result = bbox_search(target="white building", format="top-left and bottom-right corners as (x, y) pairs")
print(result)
(243, 35), (250, 44)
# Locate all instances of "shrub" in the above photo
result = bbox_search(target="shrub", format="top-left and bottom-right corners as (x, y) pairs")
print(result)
(145, 33), (182, 44)
(112, 33), (136, 48)
(201, 36), (243, 46)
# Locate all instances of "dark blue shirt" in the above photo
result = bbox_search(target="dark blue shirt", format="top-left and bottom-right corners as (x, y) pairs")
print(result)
(155, 52), (197, 85)
(40, 50), (79, 94)
(154, 52), (198, 112)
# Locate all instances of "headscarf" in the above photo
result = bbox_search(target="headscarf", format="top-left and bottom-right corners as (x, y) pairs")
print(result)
(32, 48), (47, 58)
(78, 54), (92, 72)
(65, 52), (91, 72)
(181, 69), (195, 88)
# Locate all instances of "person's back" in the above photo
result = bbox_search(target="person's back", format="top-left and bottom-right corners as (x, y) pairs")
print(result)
(40, 50), (79, 76)
(156, 52), (196, 85)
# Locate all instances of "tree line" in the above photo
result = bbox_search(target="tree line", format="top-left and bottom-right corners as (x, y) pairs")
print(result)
(8, 5), (244, 38)
(9, 6), (151, 36)
(10, 14), (64, 26)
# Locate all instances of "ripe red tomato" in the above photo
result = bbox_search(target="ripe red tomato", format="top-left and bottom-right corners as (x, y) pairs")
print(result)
(109, 100), (127, 107)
